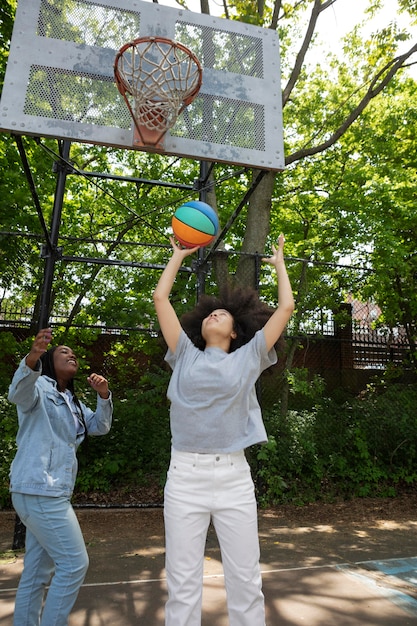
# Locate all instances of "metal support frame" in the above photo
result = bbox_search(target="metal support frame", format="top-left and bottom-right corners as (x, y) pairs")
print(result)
(38, 140), (72, 328)
(195, 160), (212, 299)
(10, 136), (268, 549)
(13, 137), (270, 318)
(13, 139), (72, 550)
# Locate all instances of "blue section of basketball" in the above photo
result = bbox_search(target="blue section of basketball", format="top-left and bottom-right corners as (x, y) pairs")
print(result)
(174, 201), (219, 235)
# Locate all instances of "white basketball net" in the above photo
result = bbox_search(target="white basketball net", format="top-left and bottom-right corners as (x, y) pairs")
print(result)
(115, 37), (202, 132)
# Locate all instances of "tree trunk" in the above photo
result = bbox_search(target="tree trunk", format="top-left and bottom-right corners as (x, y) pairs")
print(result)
(234, 170), (276, 287)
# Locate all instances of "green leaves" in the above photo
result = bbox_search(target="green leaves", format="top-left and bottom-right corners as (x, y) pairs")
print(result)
(1, 0), (416, 365)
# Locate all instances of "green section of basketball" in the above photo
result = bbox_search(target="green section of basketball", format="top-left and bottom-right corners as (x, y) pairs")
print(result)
(174, 205), (217, 235)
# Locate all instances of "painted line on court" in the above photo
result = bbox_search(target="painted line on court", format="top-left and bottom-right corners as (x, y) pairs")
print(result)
(337, 557), (417, 617)
(0, 561), (342, 593)
(0, 560), (351, 593)
(2, 556), (417, 598)
(359, 556), (417, 583)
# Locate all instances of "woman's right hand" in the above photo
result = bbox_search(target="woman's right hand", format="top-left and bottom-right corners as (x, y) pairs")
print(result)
(26, 328), (52, 369)
(169, 236), (200, 259)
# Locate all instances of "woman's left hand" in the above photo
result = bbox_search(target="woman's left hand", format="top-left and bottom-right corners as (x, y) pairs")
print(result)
(87, 373), (110, 399)
(262, 233), (285, 267)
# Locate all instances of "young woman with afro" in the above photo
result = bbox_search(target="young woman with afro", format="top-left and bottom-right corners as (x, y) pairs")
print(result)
(153, 233), (294, 626)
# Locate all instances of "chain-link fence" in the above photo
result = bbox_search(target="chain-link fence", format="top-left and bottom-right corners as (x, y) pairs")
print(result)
(1, 247), (416, 514)
(0, 246), (415, 397)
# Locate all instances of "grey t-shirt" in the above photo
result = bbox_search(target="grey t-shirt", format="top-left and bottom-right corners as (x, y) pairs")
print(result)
(165, 329), (277, 453)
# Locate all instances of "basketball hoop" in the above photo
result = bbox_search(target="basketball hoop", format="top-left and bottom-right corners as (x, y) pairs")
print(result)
(114, 36), (202, 150)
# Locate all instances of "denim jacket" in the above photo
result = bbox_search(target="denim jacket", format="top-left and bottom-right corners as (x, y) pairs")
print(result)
(8, 357), (113, 498)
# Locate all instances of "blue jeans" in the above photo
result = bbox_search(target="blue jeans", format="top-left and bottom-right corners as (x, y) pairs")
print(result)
(11, 493), (89, 626)
(164, 449), (265, 626)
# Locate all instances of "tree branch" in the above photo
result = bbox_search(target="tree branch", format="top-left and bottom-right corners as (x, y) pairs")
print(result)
(282, 0), (337, 106)
(285, 42), (417, 165)
(269, 0), (282, 30)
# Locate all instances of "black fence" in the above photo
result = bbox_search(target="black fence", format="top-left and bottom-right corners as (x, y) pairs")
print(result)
(1, 300), (414, 400)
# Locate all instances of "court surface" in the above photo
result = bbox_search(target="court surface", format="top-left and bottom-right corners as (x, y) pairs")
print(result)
(1, 506), (417, 625)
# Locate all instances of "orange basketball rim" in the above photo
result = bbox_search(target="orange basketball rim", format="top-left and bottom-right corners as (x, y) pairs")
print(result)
(114, 36), (203, 150)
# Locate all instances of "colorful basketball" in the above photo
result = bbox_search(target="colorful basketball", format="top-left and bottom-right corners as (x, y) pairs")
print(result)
(172, 201), (219, 248)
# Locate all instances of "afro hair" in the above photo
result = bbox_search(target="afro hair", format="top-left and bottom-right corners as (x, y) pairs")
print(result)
(180, 285), (284, 353)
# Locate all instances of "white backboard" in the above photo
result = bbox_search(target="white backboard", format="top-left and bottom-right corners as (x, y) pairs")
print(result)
(0, 0), (284, 170)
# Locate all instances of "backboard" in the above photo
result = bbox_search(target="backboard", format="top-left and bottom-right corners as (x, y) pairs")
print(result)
(0, 0), (284, 170)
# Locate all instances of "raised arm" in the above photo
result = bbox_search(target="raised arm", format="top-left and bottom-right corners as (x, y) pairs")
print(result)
(262, 234), (295, 352)
(25, 327), (53, 370)
(153, 237), (199, 353)
(8, 328), (52, 409)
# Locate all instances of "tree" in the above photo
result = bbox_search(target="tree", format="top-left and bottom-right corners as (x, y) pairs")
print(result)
(224, 0), (417, 278)
(1, 0), (416, 373)
(336, 78), (417, 368)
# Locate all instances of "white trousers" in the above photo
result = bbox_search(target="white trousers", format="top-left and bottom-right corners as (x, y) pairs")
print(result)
(164, 448), (266, 626)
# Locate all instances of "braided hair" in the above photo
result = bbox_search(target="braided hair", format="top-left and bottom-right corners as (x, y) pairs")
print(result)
(40, 347), (87, 433)
(180, 285), (285, 353)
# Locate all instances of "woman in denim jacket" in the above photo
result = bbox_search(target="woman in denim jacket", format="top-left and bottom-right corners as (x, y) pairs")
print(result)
(8, 327), (113, 626)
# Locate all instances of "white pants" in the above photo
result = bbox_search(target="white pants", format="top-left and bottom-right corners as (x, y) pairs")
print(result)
(164, 449), (266, 626)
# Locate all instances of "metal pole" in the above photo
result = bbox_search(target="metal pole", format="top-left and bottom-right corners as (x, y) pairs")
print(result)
(38, 140), (71, 328)
(12, 140), (71, 550)
(196, 160), (210, 300)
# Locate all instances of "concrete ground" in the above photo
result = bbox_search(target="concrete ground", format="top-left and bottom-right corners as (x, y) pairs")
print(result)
(1, 506), (417, 625)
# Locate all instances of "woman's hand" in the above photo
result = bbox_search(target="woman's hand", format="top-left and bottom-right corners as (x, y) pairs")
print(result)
(262, 234), (285, 268)
(87, 373), (110, 399)
(25, 328), (52, 370)
(169, 236), (200, 259)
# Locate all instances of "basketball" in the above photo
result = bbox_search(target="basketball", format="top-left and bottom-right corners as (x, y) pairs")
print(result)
(172, 201), (219, 248)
